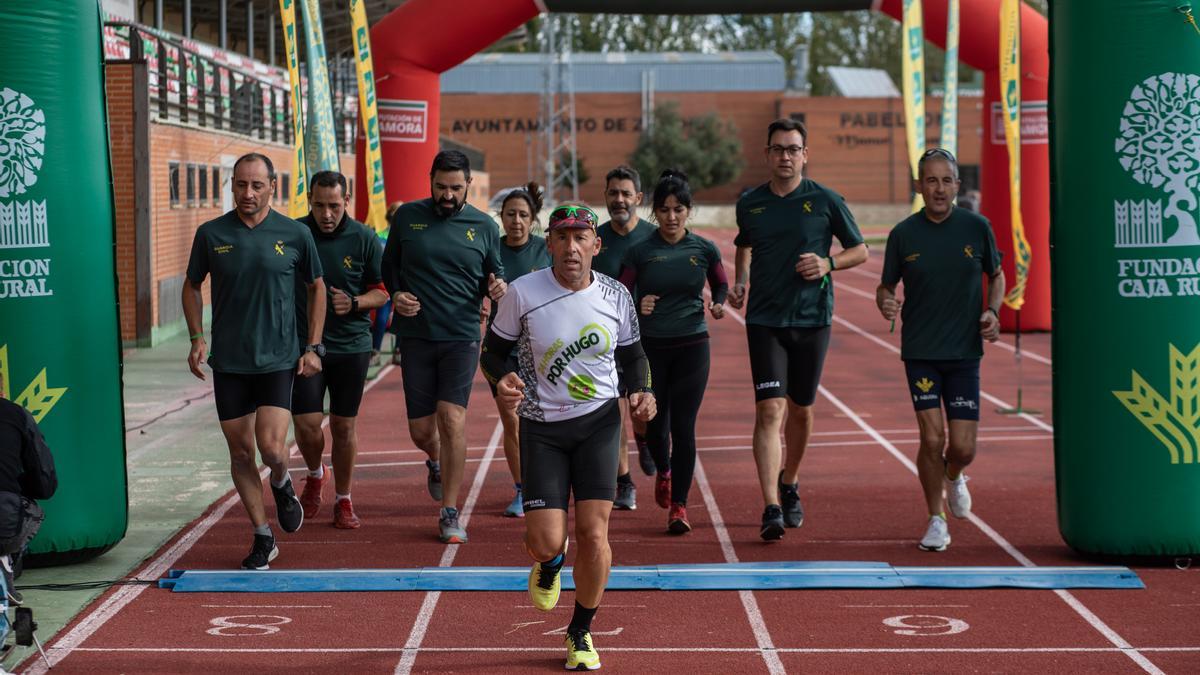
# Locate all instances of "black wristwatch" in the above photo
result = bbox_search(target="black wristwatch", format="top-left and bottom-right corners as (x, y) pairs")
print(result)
(305, 343), (326, 358)
(351, 295), (360, 312)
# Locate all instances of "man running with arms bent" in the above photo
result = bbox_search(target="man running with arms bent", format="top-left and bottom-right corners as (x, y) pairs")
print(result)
(481, 204), (655, 671)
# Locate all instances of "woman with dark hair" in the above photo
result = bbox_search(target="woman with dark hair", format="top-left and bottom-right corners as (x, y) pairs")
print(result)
(618, 169), (728, 533)
(491, 182), (552, 517)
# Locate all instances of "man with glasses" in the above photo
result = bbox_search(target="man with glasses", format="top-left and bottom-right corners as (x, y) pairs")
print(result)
(595, 165), (658, 508)
(382, 150), (507, 544)
(876, 148), (1004, 552)
(729, 118), (869, 541)
(481, 204), (655, 671)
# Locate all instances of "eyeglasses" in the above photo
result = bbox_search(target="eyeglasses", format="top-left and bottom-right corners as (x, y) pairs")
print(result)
(768, 144), (805, 157)
(548, 204), (599, 229)
(921, 148), (957, 163)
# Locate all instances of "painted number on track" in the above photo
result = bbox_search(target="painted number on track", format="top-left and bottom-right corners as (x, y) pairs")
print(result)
(882, 614), (969, 636)
(207, 614), (293, 637)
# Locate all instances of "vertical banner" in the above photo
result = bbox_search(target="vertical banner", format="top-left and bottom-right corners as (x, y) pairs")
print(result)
(0, 0), (126, 562)
(1000, 0), (1031, 309)
(941, 0), (960, 157)
(1053, 0), (1200, 556)
(349, 0), (388, 232)
(901, 0), (926, 212)
(278, 0), (308, 217)
(298, 0), (340, 177)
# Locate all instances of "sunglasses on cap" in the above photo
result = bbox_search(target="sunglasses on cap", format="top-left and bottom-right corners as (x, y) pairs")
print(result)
(547, 204), (599, 230)
(921, 148), (957, 163)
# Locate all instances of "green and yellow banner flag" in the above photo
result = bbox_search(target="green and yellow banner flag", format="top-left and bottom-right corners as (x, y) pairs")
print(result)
(941, 0), (960, 157)
(298, 0), (340, 177)
(901, 0), (926, 212)
(1000, 0), (1031, 310)
(278, 0), (307, 217)
(349, 0), (388, 232)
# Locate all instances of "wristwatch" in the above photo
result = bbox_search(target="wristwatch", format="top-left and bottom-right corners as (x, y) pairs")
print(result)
(304, 343), (326, 358)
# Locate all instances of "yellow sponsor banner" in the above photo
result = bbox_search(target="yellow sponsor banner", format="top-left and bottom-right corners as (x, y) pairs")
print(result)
(901, 0), (926, 212)
(279, 0), (308, 217)
(1000, 0), (1031, 310)
(349, 0), (388, 232)
(941, 0), (960, 157)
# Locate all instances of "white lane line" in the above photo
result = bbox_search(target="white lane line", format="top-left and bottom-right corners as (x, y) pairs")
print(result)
(693, 456), (785, 675)
(696, 426), (1041, 440)
(27, 365), (401, 675)
(817, 385), (1162, 675)
(394, 419), (503, 675)
(64, 645), (1200, 654)
(199, 605), (333, 609)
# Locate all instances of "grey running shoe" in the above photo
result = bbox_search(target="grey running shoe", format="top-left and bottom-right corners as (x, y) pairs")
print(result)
(426, 459), (443, 501)
(271, 477), (304, 533)
(439, 507), (467, 544)
(614, 480), (637, 510)
(241, 533), (279, 570)
(760, 504), (785, 541)
(778, 472), (804, 528)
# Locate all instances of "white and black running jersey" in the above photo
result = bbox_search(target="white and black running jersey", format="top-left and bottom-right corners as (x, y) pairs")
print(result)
(490, 268), (640, 422)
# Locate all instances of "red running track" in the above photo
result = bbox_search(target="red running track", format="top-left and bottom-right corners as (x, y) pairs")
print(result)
(20, 229), (1199, 674)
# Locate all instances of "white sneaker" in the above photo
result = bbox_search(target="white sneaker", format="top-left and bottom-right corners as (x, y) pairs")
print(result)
(945, 474), (972, 519)
(918, 515), (951, 552)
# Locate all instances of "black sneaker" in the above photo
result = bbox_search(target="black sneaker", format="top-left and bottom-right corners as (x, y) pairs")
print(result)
(241, 533), (279, 570)
(760, 504), (785, 541)
(271, 477), (304, 533)
(778, 472), (804, 528)
(635, 436), (656, 476)
(426, 459), (443, 501)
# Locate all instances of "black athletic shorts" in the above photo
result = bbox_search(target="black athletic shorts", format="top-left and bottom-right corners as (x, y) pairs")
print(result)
(213, 369), (294, 421)
(746, 324), (832, 406)
(520, 399), (621, 511)
(904, 359), (982, 421)
(398, 337), (479, 418)
(292, 351), (372, 417)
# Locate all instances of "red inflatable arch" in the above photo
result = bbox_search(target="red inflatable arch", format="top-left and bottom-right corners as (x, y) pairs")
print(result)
(360, 0), (1049, 329)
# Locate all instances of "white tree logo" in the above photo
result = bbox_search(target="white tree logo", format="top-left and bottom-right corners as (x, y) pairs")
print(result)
(1115, 72), (1200, 246)
(0, 88), (45, 199)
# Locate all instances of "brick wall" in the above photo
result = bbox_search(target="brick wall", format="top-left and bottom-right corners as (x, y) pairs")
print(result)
(105, 63), (138, 343)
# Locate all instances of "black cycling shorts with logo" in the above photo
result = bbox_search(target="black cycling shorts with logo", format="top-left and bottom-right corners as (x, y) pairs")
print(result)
(746, 324), (832, 406)
(903, 358), (982, 421)
(519, 399), (621, 511)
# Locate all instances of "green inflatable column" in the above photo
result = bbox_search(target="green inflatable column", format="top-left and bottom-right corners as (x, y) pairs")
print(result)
(0, 0), (127, 563)
(1052, 1), (1200, 556)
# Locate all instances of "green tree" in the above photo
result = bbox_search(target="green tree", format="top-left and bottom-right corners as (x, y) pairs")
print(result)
(710, 14), (808, 85)
(630, 102), (743, 193)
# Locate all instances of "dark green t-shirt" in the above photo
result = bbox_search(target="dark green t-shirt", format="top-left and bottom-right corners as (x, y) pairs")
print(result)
(499, 234), (552, 281)
(594, 218), (655, 278)
(881, 207), (1002, 361)
(295, 214), (383, 355)
(620, 230), (727, 338)
(382, 199), (504, 342)
(734, 180), (864, 328)
(186, 209), (322, 374)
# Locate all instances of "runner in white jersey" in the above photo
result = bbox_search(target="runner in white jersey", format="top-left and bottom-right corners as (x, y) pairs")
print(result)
(481, 203), (656, 672)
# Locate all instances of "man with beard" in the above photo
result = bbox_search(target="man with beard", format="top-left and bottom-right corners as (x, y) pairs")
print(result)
(382, 150), (507, 543)
(729, 118), (869, 541)
(593, 165), (656, 510)
(292, 171), (388, 530)
(183, 152), (325, 569)
(877, 148), (1004, 552)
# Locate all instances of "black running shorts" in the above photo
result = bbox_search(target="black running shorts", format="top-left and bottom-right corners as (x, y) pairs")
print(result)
(397, 337), (479, 418)
(904, 359), (982, 421)
(212, 369), (294, 421)
(519, 399), (621, 511)
(291, 351), (372, 417)
(746, 324), (832, 406)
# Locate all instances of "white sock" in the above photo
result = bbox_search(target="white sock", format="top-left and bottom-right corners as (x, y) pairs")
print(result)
(270, 473), (291, 489)
(308, 465), (325, 479)
(336, 492), (351, 502)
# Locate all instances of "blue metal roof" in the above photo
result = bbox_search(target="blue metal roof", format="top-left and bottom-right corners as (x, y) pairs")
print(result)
(441, 51), (787, 94)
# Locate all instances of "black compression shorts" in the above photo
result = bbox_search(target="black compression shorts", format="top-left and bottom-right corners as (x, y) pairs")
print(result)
(213, 369), (294, 421)
(291, 351), (372, 417)
(397, 337), (479, 418)
(519, 399), (621, 511)
(746, 324), (832, 406)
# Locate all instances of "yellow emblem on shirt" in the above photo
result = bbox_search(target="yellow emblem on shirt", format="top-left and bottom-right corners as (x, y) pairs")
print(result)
(343, 256), (353, 269)
(905, 253), (920, 262)
(274, 241), (285, 256)
(963, 245), (975, 258)
(689, 256), (699, 266)
(466, 228), (476, 242)
(803, 201), (813, 213)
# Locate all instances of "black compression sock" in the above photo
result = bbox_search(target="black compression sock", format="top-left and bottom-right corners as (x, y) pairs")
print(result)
(568, 601), (598, 635)
(617, 472), (633, 485)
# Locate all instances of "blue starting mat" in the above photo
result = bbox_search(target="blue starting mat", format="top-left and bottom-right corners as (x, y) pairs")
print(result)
(159, 562), (1143, 593)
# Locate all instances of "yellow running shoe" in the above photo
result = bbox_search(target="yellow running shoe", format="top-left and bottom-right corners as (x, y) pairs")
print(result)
(564, 630), (600, 671)
(527, 538), (567, 611)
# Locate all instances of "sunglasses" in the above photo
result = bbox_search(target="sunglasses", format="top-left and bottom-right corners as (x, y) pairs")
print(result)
(548, 204), (599, 229)
(921, 148), (957, 163)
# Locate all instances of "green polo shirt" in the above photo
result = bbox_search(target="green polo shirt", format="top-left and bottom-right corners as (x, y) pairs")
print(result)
(594, 217), (655, 278)
(499, 234), (552, 281)
(295, 214), (383, 355)
(734, 179), (864, 328)
(186, 209), (322, 374)
(881, 207), (1002, 361)
(382, 199), (504, 342)
(621, 230), (726, 338)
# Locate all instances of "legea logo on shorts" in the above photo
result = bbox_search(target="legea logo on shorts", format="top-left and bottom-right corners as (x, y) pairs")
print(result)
(755, 380), (780, 391)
